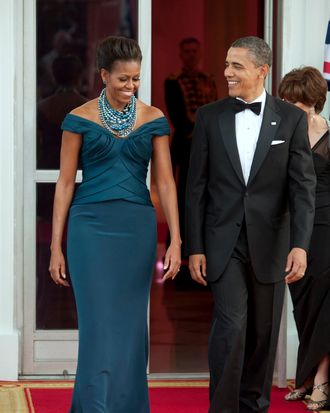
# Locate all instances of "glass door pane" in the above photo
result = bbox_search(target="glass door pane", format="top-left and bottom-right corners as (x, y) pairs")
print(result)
(150, 0), (265, 373)
(22, 1), (140, 376)
(36, 183), (77, 329)
(35, 0), (138, 333)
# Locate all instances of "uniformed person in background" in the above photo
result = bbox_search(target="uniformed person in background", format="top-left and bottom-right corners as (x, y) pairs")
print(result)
(164, 37), (217, 282)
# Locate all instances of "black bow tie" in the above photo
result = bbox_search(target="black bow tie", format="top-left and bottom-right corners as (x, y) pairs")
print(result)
(233, 100), (262, 115)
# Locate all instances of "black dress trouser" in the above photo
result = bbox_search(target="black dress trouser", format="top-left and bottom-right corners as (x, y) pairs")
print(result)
(208, 225), (285, 413)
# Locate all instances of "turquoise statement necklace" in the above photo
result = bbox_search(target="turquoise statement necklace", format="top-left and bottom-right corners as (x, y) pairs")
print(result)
(98, 88), (137, 138)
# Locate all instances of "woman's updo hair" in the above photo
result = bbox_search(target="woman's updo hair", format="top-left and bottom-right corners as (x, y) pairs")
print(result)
(278, 66), (328, 114)
(96, 36), (142, 73)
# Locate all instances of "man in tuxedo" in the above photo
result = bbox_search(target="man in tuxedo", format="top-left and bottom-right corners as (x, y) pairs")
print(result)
(185, 36), (316, 413)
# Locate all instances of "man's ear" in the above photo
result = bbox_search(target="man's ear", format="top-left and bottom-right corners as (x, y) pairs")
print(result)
(259, 64), (270, 80)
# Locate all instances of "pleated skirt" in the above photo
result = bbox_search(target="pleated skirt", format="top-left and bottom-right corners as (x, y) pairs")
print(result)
(67, 199), (157, 413)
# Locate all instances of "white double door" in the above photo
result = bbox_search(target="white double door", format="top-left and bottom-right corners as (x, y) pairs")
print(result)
(22, 0), (151, 375)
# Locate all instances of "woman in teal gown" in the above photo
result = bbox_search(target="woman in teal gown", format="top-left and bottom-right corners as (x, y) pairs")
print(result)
(49, 36), (181, 413)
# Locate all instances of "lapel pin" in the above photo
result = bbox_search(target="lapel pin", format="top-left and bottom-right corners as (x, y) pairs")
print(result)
(271, 121), (277, 125)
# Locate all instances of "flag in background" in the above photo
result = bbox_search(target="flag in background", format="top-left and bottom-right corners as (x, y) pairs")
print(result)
(324, 19), (330, 91)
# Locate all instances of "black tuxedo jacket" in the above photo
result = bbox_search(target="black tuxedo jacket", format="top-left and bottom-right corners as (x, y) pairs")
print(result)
(185, 94), (316, 283)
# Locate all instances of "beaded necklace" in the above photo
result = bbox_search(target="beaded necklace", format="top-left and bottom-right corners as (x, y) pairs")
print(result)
(98, 88), (137, 138)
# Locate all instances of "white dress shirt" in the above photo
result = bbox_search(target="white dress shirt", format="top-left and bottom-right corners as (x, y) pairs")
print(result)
(235, 89), (266, 184)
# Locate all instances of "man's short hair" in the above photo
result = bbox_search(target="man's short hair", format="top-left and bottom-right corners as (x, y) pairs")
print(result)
(231, 36), (272, 67)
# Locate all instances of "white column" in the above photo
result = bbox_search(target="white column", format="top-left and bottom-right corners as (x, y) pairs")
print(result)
(280, 0), (330, 116)
(0, 0), (19, 379)
(139, 0), (152, 191)
(138, 0), (152, 106)
(280, 0), (330, 378)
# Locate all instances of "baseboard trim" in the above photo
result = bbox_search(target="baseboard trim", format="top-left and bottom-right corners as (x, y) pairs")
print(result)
(0, 331), (19, 380)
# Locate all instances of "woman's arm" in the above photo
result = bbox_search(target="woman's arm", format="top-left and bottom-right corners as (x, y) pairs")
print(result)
(49, 130), (82, 286)
(152, 135), (181, 280)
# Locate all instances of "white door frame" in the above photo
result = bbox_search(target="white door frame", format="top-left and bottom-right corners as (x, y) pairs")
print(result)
(21, 0), (278, 376)
(22, 0), (152, 375)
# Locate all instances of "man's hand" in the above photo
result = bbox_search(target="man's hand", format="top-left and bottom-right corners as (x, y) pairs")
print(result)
(189, 254), (207, 286)
(285, 247), (307, 284)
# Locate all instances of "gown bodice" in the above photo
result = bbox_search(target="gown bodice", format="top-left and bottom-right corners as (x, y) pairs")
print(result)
(312, 130), (330, 212)
(61, 114), (170, 205)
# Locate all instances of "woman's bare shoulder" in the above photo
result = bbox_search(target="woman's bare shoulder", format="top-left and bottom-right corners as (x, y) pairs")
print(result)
(137, 100), (165, 123)
(70, 98), (99, 121)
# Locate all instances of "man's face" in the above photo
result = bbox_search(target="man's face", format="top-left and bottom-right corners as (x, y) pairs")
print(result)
(180, 42), (201, 70)
(224, 47), (268, 102)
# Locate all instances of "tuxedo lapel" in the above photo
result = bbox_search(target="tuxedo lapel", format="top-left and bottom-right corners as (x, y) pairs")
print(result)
(218, 101), (245, 185)
(247, 95), (281, 185)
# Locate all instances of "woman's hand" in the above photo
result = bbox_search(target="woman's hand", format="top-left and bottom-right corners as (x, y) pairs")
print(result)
(48, 129), (81, 288)
(162, 241), (181, 281)
(49, 248), (70, 287)
(151, 124), (181, 282)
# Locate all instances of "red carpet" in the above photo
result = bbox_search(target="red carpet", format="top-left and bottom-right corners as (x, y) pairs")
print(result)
(19, 381), (314, 413)
(26, 388), (71, 412)
(150, 387), (309, 412)
(27, 387), (210, 413)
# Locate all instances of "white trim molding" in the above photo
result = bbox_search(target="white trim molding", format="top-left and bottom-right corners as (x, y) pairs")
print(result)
(0, 0), (20, 380)
(264, 0), (274, 92)
(138, 0), (152, 189)
(138, 0), (152, 106)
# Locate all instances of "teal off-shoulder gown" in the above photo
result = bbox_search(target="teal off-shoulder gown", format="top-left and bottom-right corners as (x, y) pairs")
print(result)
(61, 114), (170, 413)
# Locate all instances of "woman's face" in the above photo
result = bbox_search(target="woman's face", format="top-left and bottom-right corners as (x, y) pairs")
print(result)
(101, 60), (141, 108)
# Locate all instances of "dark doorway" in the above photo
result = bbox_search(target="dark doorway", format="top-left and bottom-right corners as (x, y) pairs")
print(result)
(150, 0), (265, 373)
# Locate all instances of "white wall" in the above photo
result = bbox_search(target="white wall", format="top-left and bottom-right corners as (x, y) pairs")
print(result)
(0, 0), (19, 380)
(281, 0), (330, 116)
(0, 0), (328, 381)
(280, 0), (330, 378)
